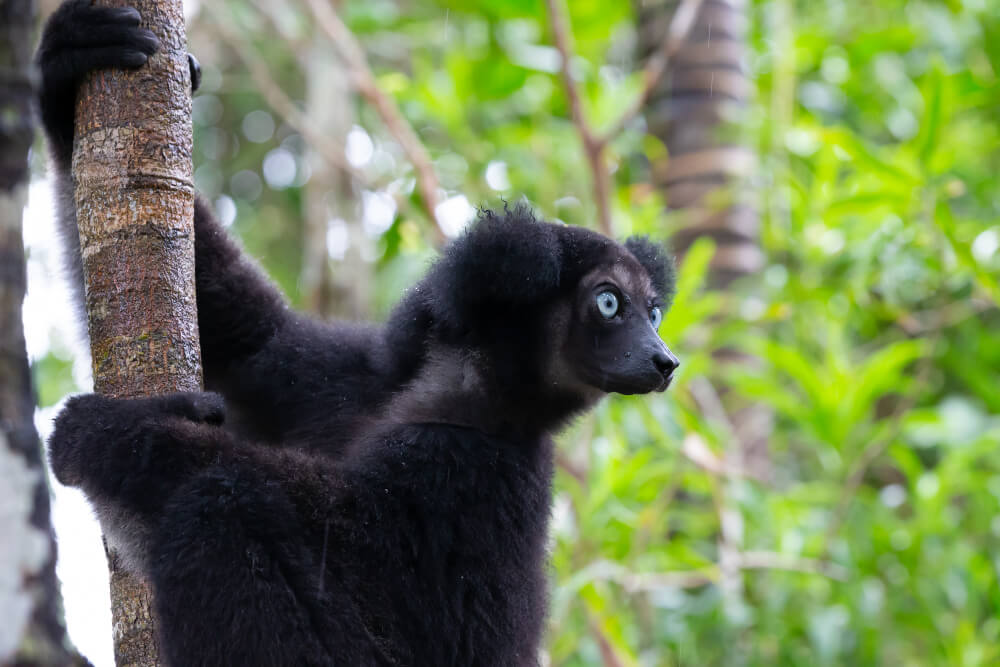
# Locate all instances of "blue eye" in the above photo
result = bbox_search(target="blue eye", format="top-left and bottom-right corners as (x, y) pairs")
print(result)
(650, 306), (662, 329)
(596, 291), (619, 318)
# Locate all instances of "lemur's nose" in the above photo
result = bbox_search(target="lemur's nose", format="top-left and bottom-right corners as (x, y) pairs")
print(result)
(653, 348), (679, 377)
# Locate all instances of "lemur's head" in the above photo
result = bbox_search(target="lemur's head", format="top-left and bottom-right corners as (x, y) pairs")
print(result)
(553, 237), (678, 396)
(390, 205), (678, 410)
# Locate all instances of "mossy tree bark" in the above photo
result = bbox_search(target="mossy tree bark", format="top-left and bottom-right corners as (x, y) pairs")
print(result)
(0, 0), (84, 663)
(71, 0), (198, 664)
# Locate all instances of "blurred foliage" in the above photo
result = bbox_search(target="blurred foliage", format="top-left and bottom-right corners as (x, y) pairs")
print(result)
(33, 0), (1000, 664)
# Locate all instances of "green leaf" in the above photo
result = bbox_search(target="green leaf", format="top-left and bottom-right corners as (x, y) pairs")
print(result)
(841, 339), (928, 429)
(935, 201), (1000, 305)
(31, 353), (77, 408)
(916, 65), (949, 165)
(822, 128), (920, 185)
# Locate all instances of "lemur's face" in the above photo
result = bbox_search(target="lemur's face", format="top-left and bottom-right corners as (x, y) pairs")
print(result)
(559, 258), (679, 396)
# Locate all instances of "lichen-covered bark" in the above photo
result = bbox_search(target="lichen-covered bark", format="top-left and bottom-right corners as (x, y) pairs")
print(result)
(107, 553), (158, 667)
(70, 0), (198, 664)
(0, 0), (85, 664)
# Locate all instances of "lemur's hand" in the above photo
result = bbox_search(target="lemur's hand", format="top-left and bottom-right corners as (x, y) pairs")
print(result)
(36, 1), (159, 153)
(49, 392), (227, 509)
(35, 1), (201, 157)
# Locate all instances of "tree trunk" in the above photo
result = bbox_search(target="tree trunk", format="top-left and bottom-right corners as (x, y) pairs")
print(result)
(71, 0), (197, 664)
(0, 0), (84, 663)
(301, 30), (369, 319)
(638, 0), (772, 468)
(637, 1), (772, 623)
(638, 0), (762, 284)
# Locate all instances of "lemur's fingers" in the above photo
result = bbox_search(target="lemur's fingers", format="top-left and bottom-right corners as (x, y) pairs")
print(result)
(159, 392), (227, 426)
(188, 53), (202, 93)
(37, 1), (160, 83)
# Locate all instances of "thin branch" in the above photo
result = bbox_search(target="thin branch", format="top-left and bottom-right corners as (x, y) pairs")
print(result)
(596, 0), (704, 146)
(616, 569), (715, 592)
(636, 400), (759, 481)
(544, 0), (704, 236)
(543, 0), (613, 236)
(681, 432), (764, 481)
(544, 0), (594, 148)
(737, 550), (849, 581)
(579, 552), (846, 595)
(202, 3), (361, 178)
(684, 378), (771, 483)
(586, 613), (627, 667)
(555, 449), (587, 485)
(301, 0), (444, 242)
(689, 376), (740, 446)
(575, 559), (716, 593)
(890, 296), (993, 335)
(249, 0), (311, 63)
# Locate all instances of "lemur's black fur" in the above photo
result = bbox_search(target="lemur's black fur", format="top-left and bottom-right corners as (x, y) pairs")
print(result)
(36, 2), (679, 665)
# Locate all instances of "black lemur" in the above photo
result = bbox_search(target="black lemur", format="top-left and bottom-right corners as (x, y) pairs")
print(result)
(36, 2), (680, 665)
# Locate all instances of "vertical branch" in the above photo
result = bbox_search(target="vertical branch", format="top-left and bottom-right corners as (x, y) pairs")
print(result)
(207, 0), (445, 248)
(637, 0), (773, 489)
(300, 37), (343, 318)
(301, 32), (370, 319)
(597, 0), (704, 144)
(72, 0), (197, 662)
(768, 0), (795, 240)
(690, 379), (745, 619)
(300, 0), (444, 242)
(545, 0), (703, 236)
(201, 2), (359, 177)
(305, 0), (442, 242)
(638, 0), (760, 281)
(543, 0), (612, 236)
(586, 613), (627, 667)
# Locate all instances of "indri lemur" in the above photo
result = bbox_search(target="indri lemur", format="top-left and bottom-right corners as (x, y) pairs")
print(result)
(36, 2), (680, 665)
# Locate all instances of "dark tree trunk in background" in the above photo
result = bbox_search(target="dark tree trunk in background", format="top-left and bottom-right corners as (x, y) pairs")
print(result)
(71, 0), (197, 663)
(0, 0), (83, 663)
(638, 0), (762, 283)
(637, 0), (771, 477)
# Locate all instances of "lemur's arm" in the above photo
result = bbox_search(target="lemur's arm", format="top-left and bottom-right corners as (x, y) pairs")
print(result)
(47, 388), (388, 664)
(36, 1), (398, 449)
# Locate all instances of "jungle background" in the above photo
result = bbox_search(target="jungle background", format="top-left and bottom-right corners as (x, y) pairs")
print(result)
(19, 0), (1000, 664)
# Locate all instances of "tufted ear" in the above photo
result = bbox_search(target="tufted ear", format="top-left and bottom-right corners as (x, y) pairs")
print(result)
(424, 205), (562, 332)
(625, 236), (676, 308)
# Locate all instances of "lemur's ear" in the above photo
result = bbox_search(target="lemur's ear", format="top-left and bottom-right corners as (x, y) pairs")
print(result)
(625, 236), (676, 308)
(425, 204), (562, 332)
